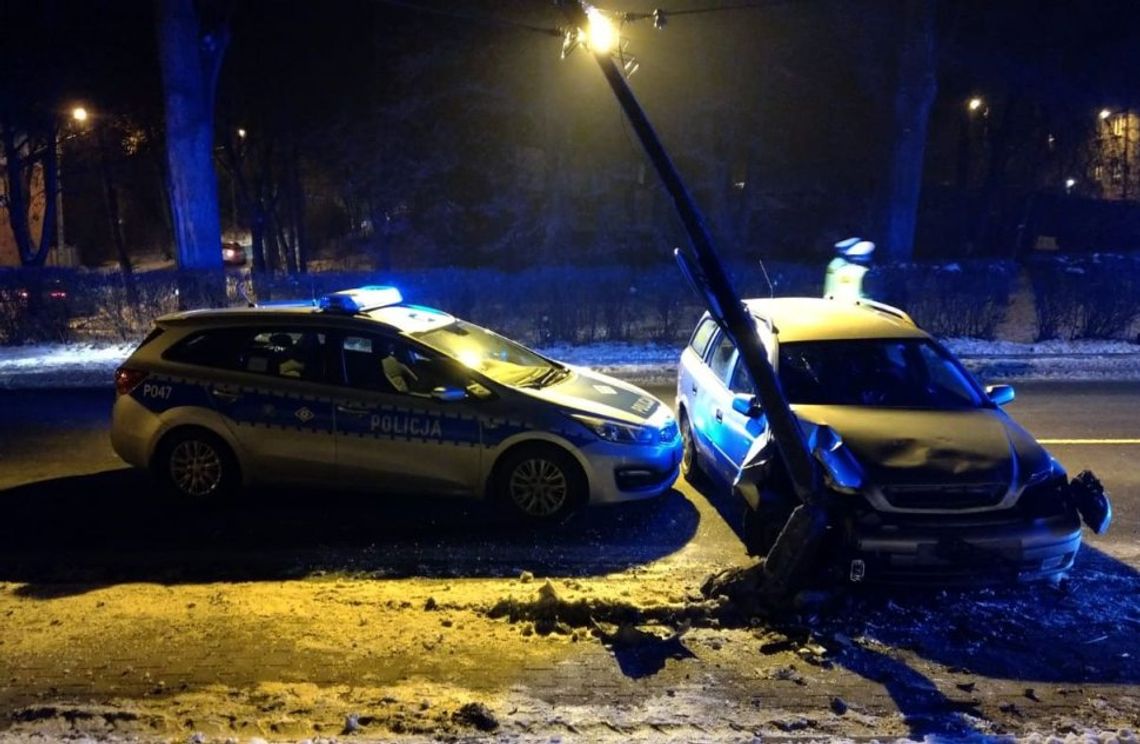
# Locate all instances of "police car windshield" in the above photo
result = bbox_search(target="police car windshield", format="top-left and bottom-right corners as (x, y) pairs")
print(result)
(414, 321), (560, 387)
(777, 339), (985, 409)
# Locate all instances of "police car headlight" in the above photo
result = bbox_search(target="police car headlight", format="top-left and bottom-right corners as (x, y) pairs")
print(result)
(570, 414), (657, 445)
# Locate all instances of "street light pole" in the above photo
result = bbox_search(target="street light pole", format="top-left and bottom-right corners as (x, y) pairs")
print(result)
(556, 1), (828, 597)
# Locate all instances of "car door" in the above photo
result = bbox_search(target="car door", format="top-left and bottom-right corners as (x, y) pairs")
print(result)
(205, 326), (339, 486)
(718, 354), (770, 473)
(331, 331), (483, 496)
(693, 330), (739, 482)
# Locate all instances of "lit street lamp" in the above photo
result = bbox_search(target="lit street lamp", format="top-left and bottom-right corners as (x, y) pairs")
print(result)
(967, 97), (984, 112)
(1065, 177), (1077, 193)
(585, 6), (617, 53)
(1099, 108), (1112, 121)
(71, 107), (89, 123)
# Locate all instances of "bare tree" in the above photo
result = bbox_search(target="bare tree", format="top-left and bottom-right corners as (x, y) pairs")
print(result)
(0, 120), (59, 267)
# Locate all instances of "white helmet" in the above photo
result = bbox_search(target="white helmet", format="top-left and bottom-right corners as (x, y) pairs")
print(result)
(835, 237), (875, 262)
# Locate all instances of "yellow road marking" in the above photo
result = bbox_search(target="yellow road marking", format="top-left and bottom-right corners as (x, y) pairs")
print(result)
(1038, 438), (1140, 445)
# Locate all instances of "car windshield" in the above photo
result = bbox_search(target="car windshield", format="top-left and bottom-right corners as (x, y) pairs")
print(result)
(777, 338), (985, 409)
(414, 320), (562, 387)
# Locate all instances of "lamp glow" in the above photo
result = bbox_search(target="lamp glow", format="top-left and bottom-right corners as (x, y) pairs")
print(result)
(456, 350), (483, 369)
(71, 107), (88, 122)
(1065, 177), (1077, 190)
(967, 97), (983, 112)
(1100, 109), (1112, 121)
(586, 7), (617, 54)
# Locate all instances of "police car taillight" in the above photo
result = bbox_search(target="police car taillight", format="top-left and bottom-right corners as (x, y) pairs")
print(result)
(115, 367), (148, 396)
(318, 285), (403, 314)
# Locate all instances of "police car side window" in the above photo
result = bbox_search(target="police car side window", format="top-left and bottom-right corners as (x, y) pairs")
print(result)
(164, 328), (250, 370)
(729, 357), (756, 396)
(241, 330), (327, 381)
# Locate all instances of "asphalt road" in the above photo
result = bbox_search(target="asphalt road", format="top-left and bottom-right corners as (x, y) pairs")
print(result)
(0, 381), (1138, 740)
(1, 381), (1136, 549)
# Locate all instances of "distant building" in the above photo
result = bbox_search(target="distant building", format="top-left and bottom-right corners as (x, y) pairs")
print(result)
(1087, 110), (1140, 201)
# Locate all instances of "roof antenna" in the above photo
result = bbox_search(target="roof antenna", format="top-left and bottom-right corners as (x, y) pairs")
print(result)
(757, 257), (775, 299)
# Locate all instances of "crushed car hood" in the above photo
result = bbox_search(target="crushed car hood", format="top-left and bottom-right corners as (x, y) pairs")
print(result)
(793, 405), (1053, 487)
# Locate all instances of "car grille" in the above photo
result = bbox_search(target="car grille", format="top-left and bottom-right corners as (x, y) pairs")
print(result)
(881, 483), (1007, 510)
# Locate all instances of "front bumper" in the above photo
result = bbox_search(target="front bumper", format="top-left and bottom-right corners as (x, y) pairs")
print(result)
(844, 510), (1083, 585)
(579, 437), (683, 505)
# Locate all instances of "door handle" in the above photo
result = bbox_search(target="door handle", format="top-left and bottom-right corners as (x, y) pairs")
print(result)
(715, 409), (724, 422)
(690, 383), (697, 394)
(336, 404), (369, 417)
(210, 387), (240, 402)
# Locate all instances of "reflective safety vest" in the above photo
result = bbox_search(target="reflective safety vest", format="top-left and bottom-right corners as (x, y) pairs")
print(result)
(823, 257), (868, 301)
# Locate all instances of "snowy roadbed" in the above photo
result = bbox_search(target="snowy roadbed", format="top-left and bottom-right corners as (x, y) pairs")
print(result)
(1, 339), (1139, 389)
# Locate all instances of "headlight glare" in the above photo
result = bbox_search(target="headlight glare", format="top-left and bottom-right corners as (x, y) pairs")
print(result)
(571, 414), (657, 445)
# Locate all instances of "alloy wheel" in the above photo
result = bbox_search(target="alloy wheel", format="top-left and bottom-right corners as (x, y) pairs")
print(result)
(508, 457), (569, 518)
(169, 439), (224, 497)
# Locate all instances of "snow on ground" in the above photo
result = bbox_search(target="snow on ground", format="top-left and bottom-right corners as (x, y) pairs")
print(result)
(2, 338), (1140, 389)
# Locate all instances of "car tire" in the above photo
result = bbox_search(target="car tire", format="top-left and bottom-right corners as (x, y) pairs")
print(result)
(495, 444), (585, 523)
(679, 413), (709, 487)
(155, 427), (240, 501)
(742, 502), (793, 558)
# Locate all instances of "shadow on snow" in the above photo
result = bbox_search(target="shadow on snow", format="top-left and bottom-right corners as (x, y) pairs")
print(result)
(0, 467), (699, 595)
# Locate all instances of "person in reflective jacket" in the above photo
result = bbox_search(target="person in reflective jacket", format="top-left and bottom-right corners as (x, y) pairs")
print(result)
(823, 238), (875, 301)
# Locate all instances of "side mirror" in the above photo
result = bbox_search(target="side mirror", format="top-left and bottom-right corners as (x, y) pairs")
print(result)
(731, 393), (763, 418)
(986, 384), (1015, 407)
(431, 385), (467, 403)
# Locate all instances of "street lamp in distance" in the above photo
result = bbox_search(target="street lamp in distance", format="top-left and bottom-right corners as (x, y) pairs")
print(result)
(1099, 108), (1112, 121)
(71, 106), (89, 123)
(967, 97), (984, 112)
(1065, 177), (1077, 193)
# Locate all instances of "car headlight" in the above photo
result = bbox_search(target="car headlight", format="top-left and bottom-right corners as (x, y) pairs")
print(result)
(570, 414), (658, 445)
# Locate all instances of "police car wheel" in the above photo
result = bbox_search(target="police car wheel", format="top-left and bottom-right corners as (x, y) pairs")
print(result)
(497, 446), (584, 522)
(158, 428), (238, 500)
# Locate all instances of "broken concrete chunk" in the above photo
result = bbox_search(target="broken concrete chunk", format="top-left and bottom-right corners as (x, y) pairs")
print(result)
(453, 702), (498, 731)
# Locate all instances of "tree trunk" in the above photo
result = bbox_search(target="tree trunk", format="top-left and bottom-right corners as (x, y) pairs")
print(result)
(880, 0), (938, 262)
(1, 125), (57, 267)
(156, 0), (228, 305)
(97, 126), (138, 302)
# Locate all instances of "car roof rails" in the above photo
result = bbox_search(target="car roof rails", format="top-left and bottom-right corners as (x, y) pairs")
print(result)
(854, 298), (915, 326)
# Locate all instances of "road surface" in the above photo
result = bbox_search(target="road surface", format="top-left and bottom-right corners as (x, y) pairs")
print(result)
(0, 382), (1137, 741)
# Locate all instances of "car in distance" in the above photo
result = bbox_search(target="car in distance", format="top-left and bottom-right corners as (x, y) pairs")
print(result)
(677, 297), (1110, 583)
(222, 242), (247, 266)
(111, 286), (680, 521)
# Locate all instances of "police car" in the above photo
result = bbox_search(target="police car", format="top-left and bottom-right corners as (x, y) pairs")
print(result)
(677, 297), (1110, 583)
(111, 286), (681, 521)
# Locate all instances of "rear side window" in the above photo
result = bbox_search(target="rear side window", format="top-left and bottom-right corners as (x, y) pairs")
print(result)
(688, 318), (718, 359)
(165, 328), (250, 369)
(164, 327), (327, 382)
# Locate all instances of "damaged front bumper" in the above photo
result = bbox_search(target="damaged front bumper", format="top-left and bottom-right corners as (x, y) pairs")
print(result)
(845, 510), (1083, 585)
(839, 471), (1111, 586)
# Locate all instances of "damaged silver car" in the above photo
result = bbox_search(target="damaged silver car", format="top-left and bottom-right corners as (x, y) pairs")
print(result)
(677, 297), (1111, 584)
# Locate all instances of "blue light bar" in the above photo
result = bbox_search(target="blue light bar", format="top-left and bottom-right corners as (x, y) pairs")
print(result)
(319, 286), (403, 313)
